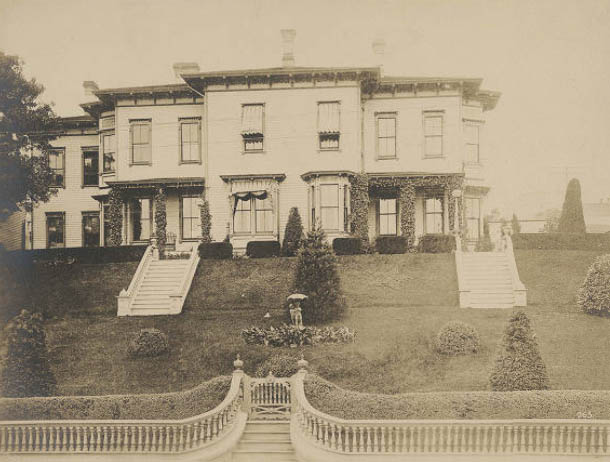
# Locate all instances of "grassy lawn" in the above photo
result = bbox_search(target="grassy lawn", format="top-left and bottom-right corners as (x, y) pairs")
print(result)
(2, 249), (610, 397)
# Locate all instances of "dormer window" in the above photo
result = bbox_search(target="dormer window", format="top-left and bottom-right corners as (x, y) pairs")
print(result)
(241, 104), (264, 152)
(318, 102), (340, 150)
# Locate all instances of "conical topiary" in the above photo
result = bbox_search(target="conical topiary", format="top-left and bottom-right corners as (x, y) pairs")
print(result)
(489, 311), (550, 391)
(558, 178), (586, 234)
(293, 224), (345, 323)
(282, 207), (304, 256)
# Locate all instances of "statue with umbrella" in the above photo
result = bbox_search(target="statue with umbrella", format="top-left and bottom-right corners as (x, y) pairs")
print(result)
(287, 293), (307, 329)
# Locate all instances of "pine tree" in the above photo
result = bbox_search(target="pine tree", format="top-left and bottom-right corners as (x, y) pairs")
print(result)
(558, 178), (586, 233)
(0, 310), (56, 397)
(293, 225), (345, 323)
(511, 213), (521, 234)
(489, 311), (550, 391)
(282, 207), (304, 256)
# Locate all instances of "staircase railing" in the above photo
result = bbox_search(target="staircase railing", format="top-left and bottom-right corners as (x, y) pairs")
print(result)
(0, 369), (244, 455)
(291, 367), (610, 456)
(501, 232), (527, 306)
(453, 233), (470, 307)
(169, 242), (201, 315)
(117, 244), (153, 316)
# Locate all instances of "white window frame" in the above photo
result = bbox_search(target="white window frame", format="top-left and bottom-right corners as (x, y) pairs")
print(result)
(378, 198), (398, 235)
(376, 113), (397, 159)
(179, 118), (202, 164)
(48, 148), (65, 188)
(129, 119), (152, 165)
(464, 121), (481, 164)
(101, 132), (116, 173)
(423, 111), (444, 158)
(424, 196), (444, 234)
(317, 101), (341, 151)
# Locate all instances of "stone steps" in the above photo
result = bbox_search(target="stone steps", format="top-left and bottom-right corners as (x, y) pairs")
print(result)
(233, 421), (296, 462)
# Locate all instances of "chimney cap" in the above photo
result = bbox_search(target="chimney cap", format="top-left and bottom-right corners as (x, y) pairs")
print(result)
(82, 81), (99, 98)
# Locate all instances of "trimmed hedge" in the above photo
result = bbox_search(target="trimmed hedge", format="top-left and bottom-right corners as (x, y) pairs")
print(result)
(417, 234), (456, 253)
(246, 240), (281, 258)
(375, 236), (408, 254)
(577, 254), (610, 316)
(304, 374), (610, 420)
(198, 242), (233, 259)
(1, 246), (146, 267)
(333, 238), (362, 255)
(512, 233), (610, 251)
(435, 321), (480, 355)
(0, 376), (231, 421)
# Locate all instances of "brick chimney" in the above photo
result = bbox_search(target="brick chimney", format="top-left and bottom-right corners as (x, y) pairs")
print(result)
(172, 62), (200, 81)
(281, 29), (296, 68)
(372, 38), (386, 76)
(83, 81), (99, 98)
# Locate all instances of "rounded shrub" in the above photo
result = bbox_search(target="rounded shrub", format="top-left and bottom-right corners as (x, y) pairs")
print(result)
(577, 254), (610, 316)
(436, 321), (480, 355)
(255, 354), (301, 377)
(128, 328), (169, 358)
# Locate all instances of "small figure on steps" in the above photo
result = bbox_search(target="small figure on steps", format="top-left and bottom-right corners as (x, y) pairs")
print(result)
(287, 293), (307, 329)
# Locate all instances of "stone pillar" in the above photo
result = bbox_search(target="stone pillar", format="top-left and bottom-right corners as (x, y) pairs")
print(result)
(399, 182), (416, 250)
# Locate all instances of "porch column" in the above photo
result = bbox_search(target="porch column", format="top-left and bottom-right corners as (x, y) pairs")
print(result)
(153, 187), (167, 253)
(107, 186), (125, 247)
(399, 182), (416, 250)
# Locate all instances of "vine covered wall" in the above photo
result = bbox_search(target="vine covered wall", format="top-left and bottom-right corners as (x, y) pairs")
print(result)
(154, 188), (167, 254)
(107, 187), (124, 247)
(200, 191), (212, 243)
(349, 173), (370, 250)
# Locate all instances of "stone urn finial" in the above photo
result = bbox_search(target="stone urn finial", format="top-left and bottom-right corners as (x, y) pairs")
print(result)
(233, 354), (243, 370)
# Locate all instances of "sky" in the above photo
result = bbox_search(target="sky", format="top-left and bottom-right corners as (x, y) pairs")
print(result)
(1, 0), (609, 217)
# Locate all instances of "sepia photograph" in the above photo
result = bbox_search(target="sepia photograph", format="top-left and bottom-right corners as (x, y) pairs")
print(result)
(1, 0), (610, 460)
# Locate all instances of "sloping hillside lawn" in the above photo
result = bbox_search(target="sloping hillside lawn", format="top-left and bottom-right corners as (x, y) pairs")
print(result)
(1, 250), (609, 400)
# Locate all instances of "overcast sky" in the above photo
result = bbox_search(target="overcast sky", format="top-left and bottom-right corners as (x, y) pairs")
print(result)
(1, 0), (609, 217)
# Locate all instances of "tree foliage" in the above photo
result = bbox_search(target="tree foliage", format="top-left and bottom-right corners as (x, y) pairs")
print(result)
(293, 225), (345, 324)
(489, 311), (550, 391)
(577, 254), (610, 316)
(0, 52), (59, 219)
(511, 213), (521, 234)
(558, 178), (586, 234)
(0, 309), (56, 397)
(282, 207), (304, 256)
(199, 198), (212, 243)
(543, 208), (561, 233)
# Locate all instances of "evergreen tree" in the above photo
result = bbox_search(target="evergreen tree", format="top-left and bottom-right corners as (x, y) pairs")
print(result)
(0, 309), (56, 397)
(282, 207), (304, 256)
(558, 178), (586, 233)
(293, 224), (345, 323)
(511, 213), (521, 234)
(489, 311), (550, 391)
(200, 198), (212, 243)
(483, 216), (490, 237)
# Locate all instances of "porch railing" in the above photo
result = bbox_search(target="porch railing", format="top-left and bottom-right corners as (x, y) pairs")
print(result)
(0, 369), (244, 455)
(169, 242), (200, 314)
(291, 367), (610, 456)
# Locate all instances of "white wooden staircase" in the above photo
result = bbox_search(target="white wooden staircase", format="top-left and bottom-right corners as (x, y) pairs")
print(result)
(117, 243), (199, 316)
(232, 421), (296, 461)
(455, 233), (526, 309)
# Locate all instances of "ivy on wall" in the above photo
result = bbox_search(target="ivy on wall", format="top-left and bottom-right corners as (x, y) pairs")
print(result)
(399, 183), (416, 249)
(200, 191), (212, 244)
(349, 173), (370, 250)
(154, 188), (167, 255)
(107, 187), (124, 247)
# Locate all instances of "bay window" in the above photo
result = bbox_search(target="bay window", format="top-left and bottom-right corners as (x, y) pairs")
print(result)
(320, 184), (339, 230)
(102, 132), (116, 173)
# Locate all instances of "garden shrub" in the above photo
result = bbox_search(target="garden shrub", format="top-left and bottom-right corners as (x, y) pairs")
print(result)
(0, 309), (56, 397)
(294, 225), (345, 323)
(489, 311), (550, 391)
(255, 354), (302, 377)
(0, 376), (231, 420)
(127, 328), (169, 358)
(200, 198), (212, 244)
(332, 237), (362, 255)
(375, 236), (408, 254)
(577, 254), (610, 316)
(4, 246), (146, 266)
(241, 324), (355, 347)
(304, 374), (610, 420)
(282, 207), (304, 256)
(246, 240), (281, 258)
(198, 242), (233, 259)
(512, 233), (610, 250)
(417, 234), (456, 253)
(436, 321), (480, 355)
(558, 178), (586, 234)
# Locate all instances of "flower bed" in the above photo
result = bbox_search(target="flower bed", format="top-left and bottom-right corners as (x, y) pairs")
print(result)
(242, 324), (355, 347)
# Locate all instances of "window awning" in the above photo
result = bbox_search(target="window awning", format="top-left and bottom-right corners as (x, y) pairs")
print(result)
(232, 190), (268, 200)
(241, 105), (263, 135)
(318, 102), (340, 134)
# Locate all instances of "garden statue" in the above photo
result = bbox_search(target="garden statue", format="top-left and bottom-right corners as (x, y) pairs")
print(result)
(287, 293), (307, 329)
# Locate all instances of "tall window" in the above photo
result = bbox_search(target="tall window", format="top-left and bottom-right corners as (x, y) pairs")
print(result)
(425, 197), (444, 234)
(255, 197), (273, 233)
(180, 118), (201, 163)
(103, 204), (111, 246)
(423, 112), (443, 158)
(318, 102), (340, 150)
(241, 104), (264, 151)
(46, 212), (65, 248)
(320, 184), (339, 230)
(130, 120), (152, 164)
(378, 199), (397, 235)
(82, 212), (100, 247)
(102, 132), (115, 173)
(130, 198), (152, 241)
(465, 197), (481, 240)
(377, 114), (396, 159)
(233, 198), (251, 233)
(82, 148), (99, 186)
(48, 149), (65, 188)
(181, 196), (201, 240)
(465, 123), (480, 164)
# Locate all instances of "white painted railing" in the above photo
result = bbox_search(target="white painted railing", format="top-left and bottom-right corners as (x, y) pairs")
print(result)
(0, 369), (244, 455)
(116, 244), (153, 316)
(502, 232), (527, 306)
(169, 242), (200, 315)
(292, 368), (610, 456)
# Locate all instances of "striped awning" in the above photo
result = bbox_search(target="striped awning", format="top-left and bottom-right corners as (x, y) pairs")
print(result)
(241, 104), (263, 135)
(318, 102), (340, 134)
